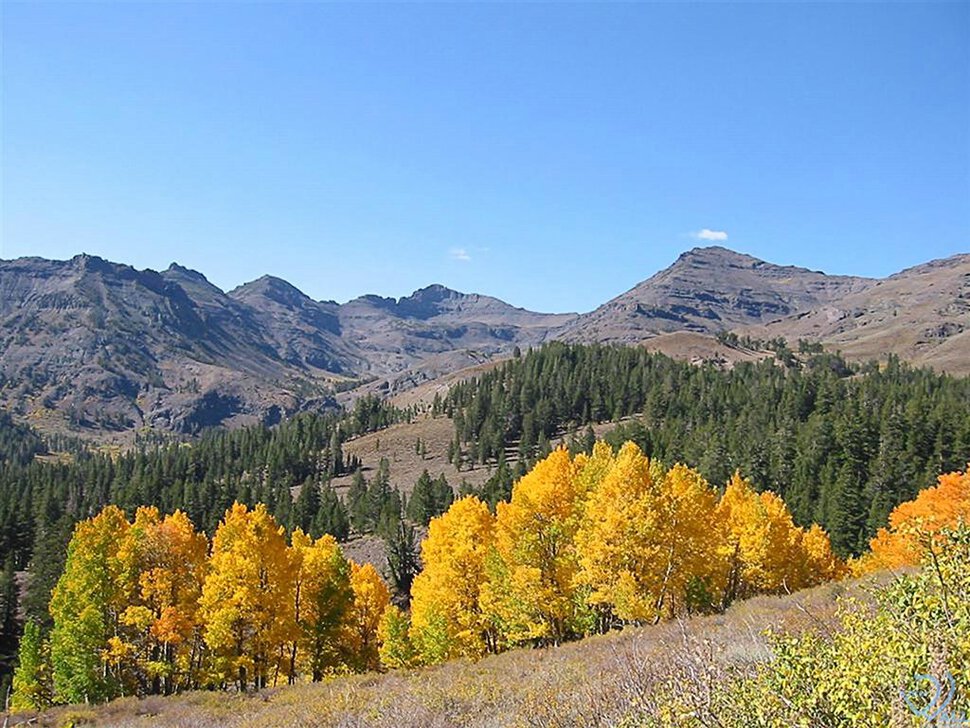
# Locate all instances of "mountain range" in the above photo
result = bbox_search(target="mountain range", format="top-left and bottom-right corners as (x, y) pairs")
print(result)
(1, 246), (967, 437)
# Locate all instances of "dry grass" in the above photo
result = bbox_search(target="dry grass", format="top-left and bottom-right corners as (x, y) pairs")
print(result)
(3, 577), (881, 728)
(332, 416), (490, 497)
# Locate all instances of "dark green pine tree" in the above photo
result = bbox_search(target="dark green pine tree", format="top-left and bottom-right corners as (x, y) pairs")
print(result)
(382, 520), (419, 599)
(375, 489), (403, 540)
(830, 463), (867, 557)
(293, 478), (321, 534)
(0, 554), (20, 695)
(406, 471), (437, 525)
(21, 513), (74, 633)
(314, 484), (350, 541)
(347, 469), (372, 534)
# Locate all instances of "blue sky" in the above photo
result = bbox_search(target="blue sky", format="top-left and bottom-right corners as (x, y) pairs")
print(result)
(2, 2), (968, 313)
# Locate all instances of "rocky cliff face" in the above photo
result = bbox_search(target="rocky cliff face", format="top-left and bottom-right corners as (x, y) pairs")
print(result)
(559, 246), (872, 343)
(2, 246), (966, 438)
(742, 252), (970, 375)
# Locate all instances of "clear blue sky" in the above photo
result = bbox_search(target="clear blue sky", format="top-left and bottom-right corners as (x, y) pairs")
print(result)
(2, 2), (968, 313)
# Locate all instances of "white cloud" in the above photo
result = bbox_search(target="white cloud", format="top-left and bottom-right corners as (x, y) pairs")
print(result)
(449, 247), (472, 262)
(693, 229), (729, 242)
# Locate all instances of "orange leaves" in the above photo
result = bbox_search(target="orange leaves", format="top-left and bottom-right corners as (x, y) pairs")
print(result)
(858, 464), (970, 573)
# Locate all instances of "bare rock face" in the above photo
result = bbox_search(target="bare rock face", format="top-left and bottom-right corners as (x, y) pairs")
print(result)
(742, 252), (970, 375)
(559, 246), (873, 343)
(2, 245), (967, 439)
(0, 256), (573, 436)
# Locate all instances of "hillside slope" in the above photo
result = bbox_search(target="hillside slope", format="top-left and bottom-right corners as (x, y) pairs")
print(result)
(744, 252), (970, 376)
(4, 577), (865, 728)
(559, 246), (872, 343)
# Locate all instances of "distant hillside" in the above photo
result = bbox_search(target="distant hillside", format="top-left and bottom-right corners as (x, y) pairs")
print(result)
(1, 246), (967, 437)
(0, 257), (570, 436)
(744, 252), (970, 376)
(1, 577), (866, 728)
(559, 246), (872, 342)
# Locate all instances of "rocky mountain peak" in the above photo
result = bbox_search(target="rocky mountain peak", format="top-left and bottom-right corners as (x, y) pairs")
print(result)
(230, 275), (313, 308)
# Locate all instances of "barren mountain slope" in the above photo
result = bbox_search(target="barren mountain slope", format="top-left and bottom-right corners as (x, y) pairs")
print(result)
(336, 284), (576, 376)
(0, 255), (331, 436)
(3, 247), (967, 439)
(742, 252), (970, 375)
(559, 246), (873, 344)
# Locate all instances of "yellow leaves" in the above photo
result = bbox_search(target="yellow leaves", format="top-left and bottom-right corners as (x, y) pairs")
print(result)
(120, 605), (154, 632)
(860, 464), (970, 573)
(484, 447), (587, 645)
(104, 636), (134, 667)
(715, 471), (840, 599)
(47, 501), (393, 695)
(408, 440), (847, 656)
(345, 561), (390, 672)
(576, 445), (720, 622)
(200, 503), (297, 688)
(797, 524), (846, 585)
(410, 496), (495, 663)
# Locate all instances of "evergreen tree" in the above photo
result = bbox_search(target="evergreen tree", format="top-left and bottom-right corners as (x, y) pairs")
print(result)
(314, 484), (350, 541)
(383, 520), (420, 597)
(0, 554), (20, 699)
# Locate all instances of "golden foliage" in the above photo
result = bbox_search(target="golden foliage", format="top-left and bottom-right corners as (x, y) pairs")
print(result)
(855, 464), (970, 573)
(409, 496), (496, 663)
(481, 447), (587, 645)
(199, 503), (297, 689)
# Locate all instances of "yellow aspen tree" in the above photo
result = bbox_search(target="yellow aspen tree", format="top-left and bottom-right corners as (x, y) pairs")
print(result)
(118, 507), (208, 695)
(794, 523), (846, 587)
(574, 441), (672, 624)
(344, 561), (390, 672)
(289, 529), (353, 681)
(480, 447), (589, 646)
(716, 473), (806, 600)
(655, 463), (725, 615)
(573, 441), (616, 504)
(199, 503), (296, 691)
(409, 496), (496, 663)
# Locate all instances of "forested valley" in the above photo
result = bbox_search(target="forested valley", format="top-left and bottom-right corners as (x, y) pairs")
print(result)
(1, 343), (969, 714)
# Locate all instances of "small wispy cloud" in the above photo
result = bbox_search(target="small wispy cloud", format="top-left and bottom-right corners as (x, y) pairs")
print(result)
(693, 229), (729, 242)
(449, 247), (472, 262)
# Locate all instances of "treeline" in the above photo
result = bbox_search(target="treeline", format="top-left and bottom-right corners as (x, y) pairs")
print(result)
(0, 394), (406, 570)
(10, 503), (392, 708)
(0, 411), (46, 467)
(10, 441), (844, 709)
(440, 343), (970, 555)
(377, 443), (845, 668)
